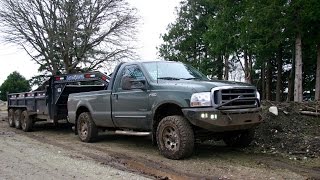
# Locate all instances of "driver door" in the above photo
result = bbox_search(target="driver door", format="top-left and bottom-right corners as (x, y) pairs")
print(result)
(111, 65), (150, 130)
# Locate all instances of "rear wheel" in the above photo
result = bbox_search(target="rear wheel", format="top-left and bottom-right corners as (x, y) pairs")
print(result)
(77, 112), (98, 142)
(14, 109), (22, 129)
(8, 109), (15, 127)
(156, 115), (194, 160)
(223, 129), (255, 148)
(21, 110), (33, 132)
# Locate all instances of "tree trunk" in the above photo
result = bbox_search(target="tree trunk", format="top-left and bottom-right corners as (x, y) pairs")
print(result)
(249, 54), (253, 83)
(294, 33), (303, 102)
(266, 59), (272, 100)
(315, 43), (320, 101)
(287, 60), (295, 102)
(223, 55), (229, 80)
(244, 50), (252, 84)
(217, 55), (223, 80)
(261, 62), (266, 100)
(276, 47), (283, 102)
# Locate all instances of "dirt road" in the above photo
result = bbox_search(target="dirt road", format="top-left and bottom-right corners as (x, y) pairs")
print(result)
(0, 112), (150, 180)
(0, 111), (319, 179)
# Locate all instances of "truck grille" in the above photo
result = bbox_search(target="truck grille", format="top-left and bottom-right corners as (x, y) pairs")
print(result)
(212, 87), (258, 110)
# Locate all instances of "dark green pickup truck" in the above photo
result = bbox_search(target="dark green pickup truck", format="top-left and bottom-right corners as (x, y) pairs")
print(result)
(67, 61), (262, 159)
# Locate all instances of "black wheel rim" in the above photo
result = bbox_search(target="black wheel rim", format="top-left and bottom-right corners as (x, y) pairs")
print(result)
(162, 126), (179, 151)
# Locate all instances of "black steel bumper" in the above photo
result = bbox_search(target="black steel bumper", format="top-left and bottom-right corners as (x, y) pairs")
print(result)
(182, 107), (263, 132)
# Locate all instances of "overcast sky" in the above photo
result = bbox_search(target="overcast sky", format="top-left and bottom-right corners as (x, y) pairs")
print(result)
(0, 0), (181, 84)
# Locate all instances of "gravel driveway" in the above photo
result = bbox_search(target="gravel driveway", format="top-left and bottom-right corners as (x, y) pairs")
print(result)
(0, 111), (150, 180)
(0, 110), (318, 179)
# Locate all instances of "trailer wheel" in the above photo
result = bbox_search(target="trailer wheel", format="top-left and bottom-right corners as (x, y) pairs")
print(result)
(223, 129), (255, 148)
(156, 115), (194, 160)
(21, 110), (33, 132)
(14, 109), (22, 129)
(77, 112), (98, 142)
(8, 109), (15, 127)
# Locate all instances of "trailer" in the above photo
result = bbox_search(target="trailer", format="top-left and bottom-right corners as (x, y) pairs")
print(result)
(7, 72), (110, 132)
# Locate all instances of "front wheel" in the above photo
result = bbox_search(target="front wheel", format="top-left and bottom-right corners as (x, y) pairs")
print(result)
(156, 115), (194, 160)
(223, 129), (255, 148)
(77, 112), (98, 142)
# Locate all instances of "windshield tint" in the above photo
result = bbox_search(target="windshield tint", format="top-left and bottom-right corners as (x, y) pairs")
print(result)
(142, 61), (208, 81)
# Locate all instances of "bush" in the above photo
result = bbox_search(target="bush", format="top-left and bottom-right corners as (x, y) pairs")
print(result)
(0, 71), (31, 101)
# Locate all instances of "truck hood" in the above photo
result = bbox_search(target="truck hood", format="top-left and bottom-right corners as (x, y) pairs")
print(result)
(154, 79), (255, 93)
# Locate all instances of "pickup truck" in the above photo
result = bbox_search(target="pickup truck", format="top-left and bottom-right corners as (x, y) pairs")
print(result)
(68, 61), (262, 159)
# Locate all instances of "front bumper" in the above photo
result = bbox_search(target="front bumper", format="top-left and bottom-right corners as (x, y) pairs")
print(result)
(182, 107), (263, 132)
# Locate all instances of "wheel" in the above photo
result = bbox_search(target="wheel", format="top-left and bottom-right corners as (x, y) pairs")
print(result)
(156, 115), (194, 160)
(77, 112), (98, 142)
(21, 110), (33, 132)
(8, 109), (15, 127)
(223, 129), (255, 148)
(14, 109), (22, 129)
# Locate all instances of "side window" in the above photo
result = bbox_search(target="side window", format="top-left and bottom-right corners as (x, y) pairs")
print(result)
(122, 65), (144, 80)
(120, 65), (145, 90)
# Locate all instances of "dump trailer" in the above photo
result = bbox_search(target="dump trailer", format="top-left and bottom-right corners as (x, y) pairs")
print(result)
(7, 72), (109, 132)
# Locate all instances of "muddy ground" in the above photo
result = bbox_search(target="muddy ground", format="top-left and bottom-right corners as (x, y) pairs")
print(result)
(254, 102), (320, 160)
(0, 109), (319, 180)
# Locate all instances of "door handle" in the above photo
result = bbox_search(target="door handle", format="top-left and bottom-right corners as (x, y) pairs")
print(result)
(113, 94), (118, 100)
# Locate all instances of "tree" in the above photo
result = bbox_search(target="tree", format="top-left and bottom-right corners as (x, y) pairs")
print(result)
(0, 0), (138, 75)
(302, 0), (320, 100)
(158, 0), (219, 78)
(0, 71), (31, 101)
(159, 0), (320, 102)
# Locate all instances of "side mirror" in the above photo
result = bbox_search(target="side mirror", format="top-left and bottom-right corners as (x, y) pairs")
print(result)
(121, 76), (146, 90)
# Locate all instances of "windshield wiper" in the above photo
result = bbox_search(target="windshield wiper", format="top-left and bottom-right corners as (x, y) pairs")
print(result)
(180, 77), (200, 80)
(157, 77), (181, 80)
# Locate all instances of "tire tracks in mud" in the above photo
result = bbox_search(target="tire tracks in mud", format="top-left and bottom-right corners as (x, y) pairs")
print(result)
(254, 157), (320, 180)
(15, 130), (218, 180)
(2, 116), (320, 180)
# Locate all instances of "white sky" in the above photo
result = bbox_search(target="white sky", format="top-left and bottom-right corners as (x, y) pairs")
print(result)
(0, 0), (181, 85)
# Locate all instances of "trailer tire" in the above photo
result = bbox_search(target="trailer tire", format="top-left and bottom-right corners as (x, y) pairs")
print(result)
(223, 129), (255, 148)
(156, 115), (194, 160)
(8, 109), (15, 127)
(21, 110), (33, 132)
(14, 109), (22, 129)
(77, 112), (98, 142)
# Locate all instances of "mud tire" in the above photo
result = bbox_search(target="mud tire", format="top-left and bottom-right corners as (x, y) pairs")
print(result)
(8, 109), (15, 127)
(14, 109), (22, 129)
(223, 129), (255, 148)
(77, 112), (98, 142)
(156, 115), (194, 160)
(21, 110), (33, 132)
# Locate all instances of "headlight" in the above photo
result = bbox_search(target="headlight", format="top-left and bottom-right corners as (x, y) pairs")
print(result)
(256, 91), (260, 101)
(190, 92), (211, 107)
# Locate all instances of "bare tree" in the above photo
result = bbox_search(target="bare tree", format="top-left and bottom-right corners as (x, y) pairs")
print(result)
(0, 0), (138, 75)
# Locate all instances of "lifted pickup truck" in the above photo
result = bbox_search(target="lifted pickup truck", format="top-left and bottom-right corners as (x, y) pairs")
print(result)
(68, 61), (262, 159)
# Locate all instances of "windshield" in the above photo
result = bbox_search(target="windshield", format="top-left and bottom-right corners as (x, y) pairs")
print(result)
(142, 61), (209, 81)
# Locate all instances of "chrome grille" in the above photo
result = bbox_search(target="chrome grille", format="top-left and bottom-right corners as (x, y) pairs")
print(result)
(212, 86), (258, 110)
